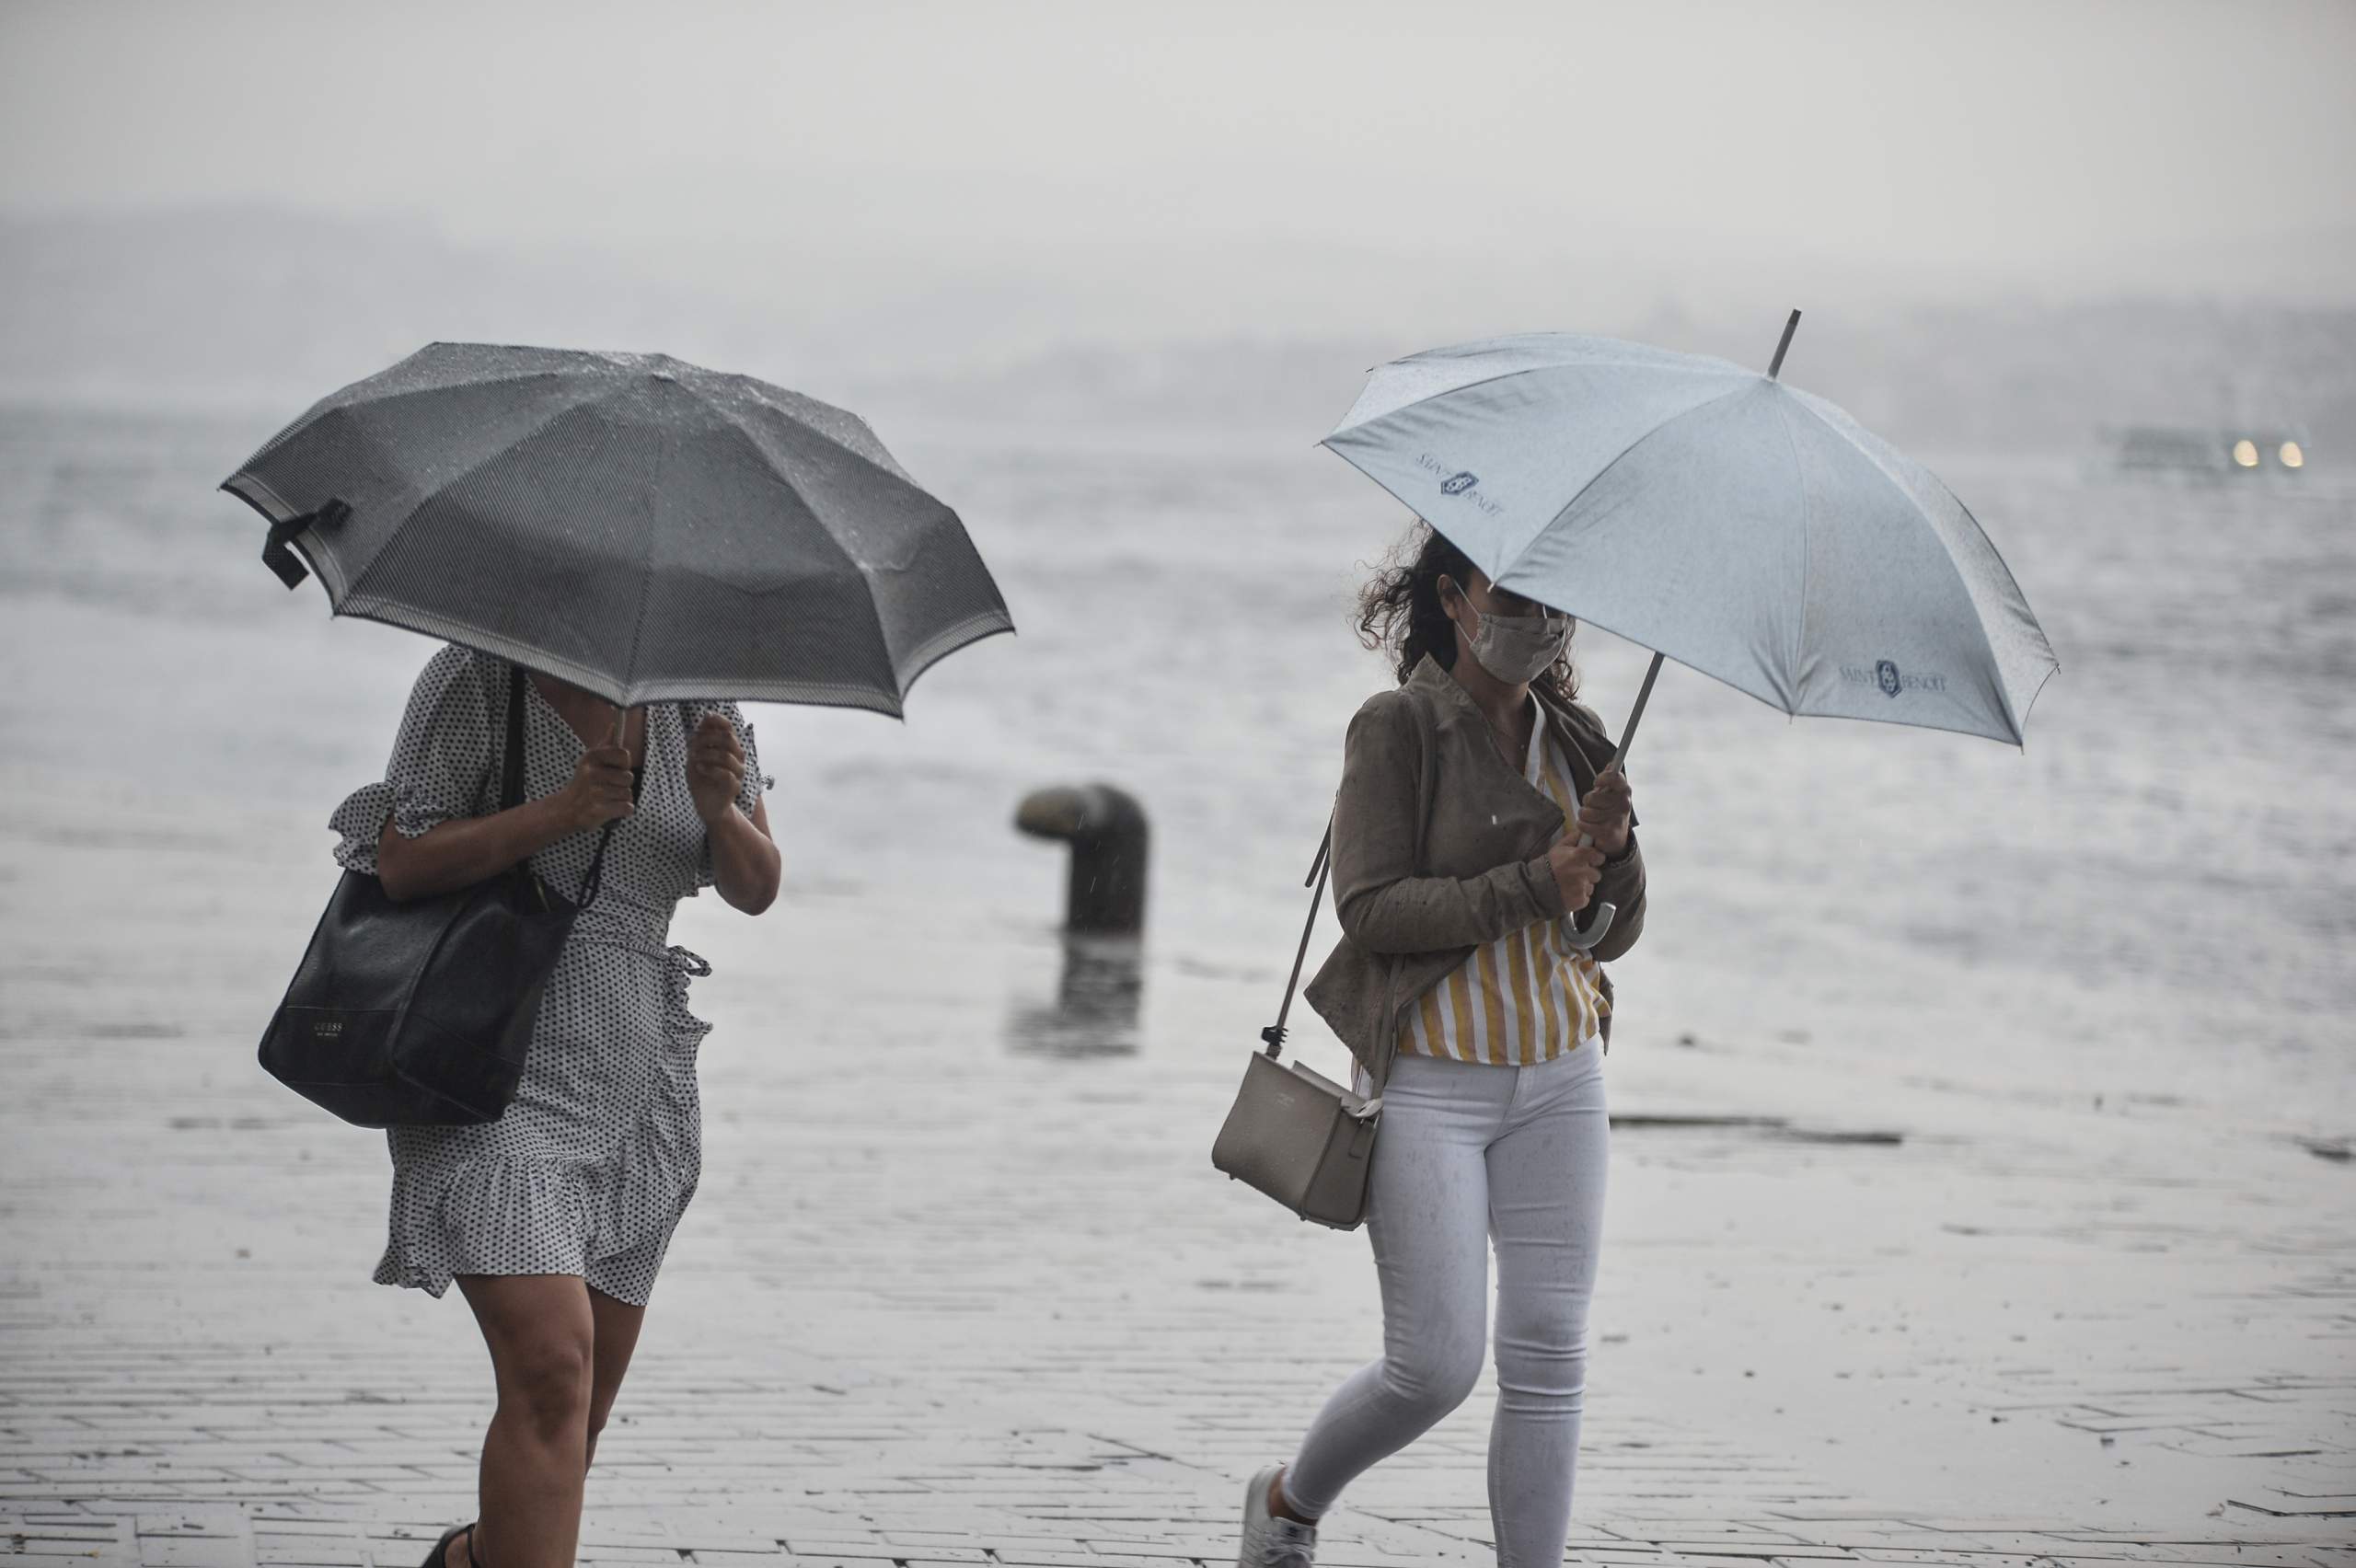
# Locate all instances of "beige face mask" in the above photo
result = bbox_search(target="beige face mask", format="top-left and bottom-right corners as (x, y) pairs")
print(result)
(1454, 582), (1572, 684)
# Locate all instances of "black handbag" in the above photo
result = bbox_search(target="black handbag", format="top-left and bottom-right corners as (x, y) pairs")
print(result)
(258, 663), (626, 1127)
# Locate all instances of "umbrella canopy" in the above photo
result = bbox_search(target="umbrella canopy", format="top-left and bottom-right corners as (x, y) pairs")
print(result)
(223, 342), (1013, 716)
(1322, 319), (2056, 745)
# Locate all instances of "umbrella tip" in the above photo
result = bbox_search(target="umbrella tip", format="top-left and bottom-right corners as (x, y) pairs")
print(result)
(1767, 309), (1802, 380)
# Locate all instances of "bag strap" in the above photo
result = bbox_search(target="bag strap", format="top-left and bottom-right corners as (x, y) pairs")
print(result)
(499, 662), (623, 913)
(575, 700), (687, 905)
(1260, 687), (1439, 1102)
(499, 665), (527, 812)
(1258, 821), (1334, 1060)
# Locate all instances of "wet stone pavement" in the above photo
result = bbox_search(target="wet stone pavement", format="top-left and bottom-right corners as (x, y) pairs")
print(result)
(4, 782), (2355, 1567)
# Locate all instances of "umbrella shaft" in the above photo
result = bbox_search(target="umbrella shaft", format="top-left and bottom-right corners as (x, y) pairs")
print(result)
(1576, 648), (1664, 850)
(1606, 649), (1666, 776)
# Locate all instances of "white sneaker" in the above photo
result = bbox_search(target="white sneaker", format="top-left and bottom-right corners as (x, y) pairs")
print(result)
(1237, 1464), (1318, 1567)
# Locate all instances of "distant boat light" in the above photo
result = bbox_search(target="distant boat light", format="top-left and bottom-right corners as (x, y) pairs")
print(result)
(2232, 439), (2259, 467)
(2280, 441), (2305, 469)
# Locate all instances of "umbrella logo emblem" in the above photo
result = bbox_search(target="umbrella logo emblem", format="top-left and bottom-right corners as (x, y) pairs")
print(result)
(1875, 659), (1902, 698)
(1441, 471), (1479, 496)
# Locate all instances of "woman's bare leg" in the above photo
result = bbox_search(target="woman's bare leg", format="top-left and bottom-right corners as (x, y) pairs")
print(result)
(584, 1288), (648, 1471)
(455, 1274), (596, 1568)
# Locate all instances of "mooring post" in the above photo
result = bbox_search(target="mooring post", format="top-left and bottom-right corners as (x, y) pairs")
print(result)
(1013, 783), (1149, 935)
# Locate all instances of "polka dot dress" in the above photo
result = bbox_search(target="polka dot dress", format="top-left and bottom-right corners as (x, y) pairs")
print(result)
(329, 643), (772, 1306)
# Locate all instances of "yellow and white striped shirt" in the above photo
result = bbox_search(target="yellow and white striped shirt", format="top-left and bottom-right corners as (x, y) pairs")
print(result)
(1398, 705), (1610, 1065)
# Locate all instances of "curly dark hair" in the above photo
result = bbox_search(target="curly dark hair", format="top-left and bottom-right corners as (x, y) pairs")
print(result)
(1355, 521), (1578, 701)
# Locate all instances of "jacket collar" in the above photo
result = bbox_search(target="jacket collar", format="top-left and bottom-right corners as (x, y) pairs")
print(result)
(1406, 653), (1614, 769)
(1405, 652), (1482, 735)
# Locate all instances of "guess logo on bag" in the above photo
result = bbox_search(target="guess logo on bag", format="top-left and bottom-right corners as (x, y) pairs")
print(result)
(310, 1019), (345, 1040)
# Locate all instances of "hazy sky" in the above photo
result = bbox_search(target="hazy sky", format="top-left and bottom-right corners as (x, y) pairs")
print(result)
(5, 0), (2352, 339)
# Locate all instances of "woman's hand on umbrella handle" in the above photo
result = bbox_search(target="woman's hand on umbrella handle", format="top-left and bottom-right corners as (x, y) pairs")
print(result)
(687, 713), (746, 825)
(1576, 768), (1633, 858)
(1547, 839), (1605, 914)
(557, 744), (636, 834)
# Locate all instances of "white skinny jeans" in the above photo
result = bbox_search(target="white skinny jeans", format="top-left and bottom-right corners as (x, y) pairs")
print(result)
(1284, 1043), (1610, 1566)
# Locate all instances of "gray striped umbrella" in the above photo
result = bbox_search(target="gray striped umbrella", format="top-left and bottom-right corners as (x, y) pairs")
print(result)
(223, 342), (1013, 716)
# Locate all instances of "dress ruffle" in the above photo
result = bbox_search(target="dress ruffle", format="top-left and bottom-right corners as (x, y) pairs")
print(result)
(328, 779), (462, 876)
(371, 943), (712, 1300)
(663, 943), (715, 1052)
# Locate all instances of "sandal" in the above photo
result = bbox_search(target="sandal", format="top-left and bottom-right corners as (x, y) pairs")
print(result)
(419, 1523), (481, 1568)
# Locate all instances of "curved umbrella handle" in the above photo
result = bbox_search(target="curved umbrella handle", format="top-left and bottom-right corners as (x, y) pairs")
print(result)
(1560, 823), (1618, 952)
(1562, 901), (1617, 951)
(1556, 792), (1623, 951)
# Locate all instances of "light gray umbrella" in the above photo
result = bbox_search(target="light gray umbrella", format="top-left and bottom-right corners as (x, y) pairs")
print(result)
(1322, 312), (2058, 945)
(224, 342), (1013, 716)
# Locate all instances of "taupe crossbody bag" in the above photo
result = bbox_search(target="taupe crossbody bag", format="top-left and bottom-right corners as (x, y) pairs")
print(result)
(1211, 706), (1434, 1228)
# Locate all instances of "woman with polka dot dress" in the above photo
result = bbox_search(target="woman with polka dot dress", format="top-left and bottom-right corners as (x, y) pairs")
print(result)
(328, 642), (780, 1568)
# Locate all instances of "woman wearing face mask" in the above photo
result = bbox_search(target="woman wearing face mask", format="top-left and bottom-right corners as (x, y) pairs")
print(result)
(1234, 522), (1646, 1568)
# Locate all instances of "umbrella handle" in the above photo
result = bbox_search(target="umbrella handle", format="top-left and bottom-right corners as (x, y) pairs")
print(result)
(1562, 895), (1618, 951)
(1557, 649), (1666, 952)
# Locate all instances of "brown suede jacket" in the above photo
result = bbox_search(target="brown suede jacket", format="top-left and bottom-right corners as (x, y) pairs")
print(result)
(1302, 654), (1647, 1080)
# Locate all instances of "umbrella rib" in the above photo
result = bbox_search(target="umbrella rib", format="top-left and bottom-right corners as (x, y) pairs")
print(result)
(1565, 591), (2045, 744)
(1773, 394), (1813, 715)
(700, 408), (945, 682)
(619, 412), (674, 713)
(894, 605), (1019, 710)
(235, 366), (576, 466)
(1945, 487), (2057, 745)
(695, 415), (907, 683)
(687, 372), (923, 488)
(1327, 356), (1750, 440)
(318, 365), (577, 424)
(699, 417), (872, 584)
(709, 399), (952, 539)
(340, 393), (615, 607)
(1782, 395), (2054, 742)
(2010, 657), (2062, 754)
(770, 418), (941, 512)
(1494, 383), (1753, 585)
